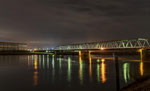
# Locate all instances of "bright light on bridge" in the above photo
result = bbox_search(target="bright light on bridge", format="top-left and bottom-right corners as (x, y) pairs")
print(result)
(100, 47), (104, 50)
(101, 59), (105, 62)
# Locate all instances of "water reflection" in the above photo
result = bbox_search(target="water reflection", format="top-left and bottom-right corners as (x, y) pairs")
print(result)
(140, 61), (144, 76)
(31, 55), (34, 61)
(52, 55), (55, 69)
(59, 55), (62, 69)
(33, 55), (38, 86)
(34, 55), (38, 70)
(1, 54), (148, 91)
(43, 55), (45, 69)
(68, 56), (71, 82)
(29, 55), (145, 86)
(79, 54), (83, 85)
(47, 55), (49, 69)
(33, 72), (38, 86)
(52, 55), (55, 83)
(59, 55), (62, 80)
(101, 59), (106, 83)
(96, 59), (107, 83)
(89, 52), (93, 82)
(39, 55), (41, 69)
(123, 63), (130, 83)
(97, 63), (100, 83)
(27, 55), (30, 69)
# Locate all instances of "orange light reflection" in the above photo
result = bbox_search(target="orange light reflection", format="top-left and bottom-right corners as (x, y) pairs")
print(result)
(34, 55), (38, 70)
(89, 51), (92, 82)
(28, 55), (30, 69)
(79, 53), (83, 85)
(140, 61), (144, 76)
(101, 59), (107, 83)
(34, 55), (38, 86)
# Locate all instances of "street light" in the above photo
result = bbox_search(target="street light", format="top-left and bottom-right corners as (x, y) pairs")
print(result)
(100, 47), (104, 50)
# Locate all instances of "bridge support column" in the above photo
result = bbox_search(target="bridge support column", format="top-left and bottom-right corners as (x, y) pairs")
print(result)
(79, 50), (91, 60)
(140, 49), (149, 61)
(114, 56), (120, 91)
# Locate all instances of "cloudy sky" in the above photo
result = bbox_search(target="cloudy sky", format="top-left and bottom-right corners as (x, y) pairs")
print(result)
(0, 0), (150, 48)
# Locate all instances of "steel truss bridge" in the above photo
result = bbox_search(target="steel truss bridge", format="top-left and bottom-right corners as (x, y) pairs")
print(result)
(55, 38), (150, 50)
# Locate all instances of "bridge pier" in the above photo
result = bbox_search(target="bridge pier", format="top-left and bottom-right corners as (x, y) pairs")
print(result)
(79, 50), (91, 60)
(140, 49), (149, 61)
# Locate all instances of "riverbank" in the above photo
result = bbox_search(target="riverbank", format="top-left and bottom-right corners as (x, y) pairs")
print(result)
(121, 75), (150, 91)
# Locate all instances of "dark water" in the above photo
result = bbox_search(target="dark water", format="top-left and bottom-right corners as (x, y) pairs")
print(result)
(0, 55), (150, 91)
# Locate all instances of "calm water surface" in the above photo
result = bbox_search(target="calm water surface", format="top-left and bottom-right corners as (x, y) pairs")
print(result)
(0, 55), (150, 91)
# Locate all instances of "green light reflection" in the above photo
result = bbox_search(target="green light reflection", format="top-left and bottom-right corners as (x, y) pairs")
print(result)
(39, 55), (41, 69)
(123, 63), (130, 83)
(43, 55), (45, 69)
(52, 55), (55, 69)
(97, 64), (100, 83)
(79, 55), (83, 85)
(52, 55), (55, 83)
(47, 55), (49, 69)
(59, 55), (62, 69)
(68, 56), (71, 82)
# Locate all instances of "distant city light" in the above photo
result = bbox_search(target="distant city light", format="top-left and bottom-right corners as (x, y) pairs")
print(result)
(34, 48), (37, 51)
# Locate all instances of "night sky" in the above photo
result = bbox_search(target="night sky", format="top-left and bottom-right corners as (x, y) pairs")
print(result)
(0, 0), (150, 48)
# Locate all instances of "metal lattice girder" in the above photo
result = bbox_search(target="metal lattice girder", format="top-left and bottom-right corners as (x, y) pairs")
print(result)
(55, 38), (150, 50)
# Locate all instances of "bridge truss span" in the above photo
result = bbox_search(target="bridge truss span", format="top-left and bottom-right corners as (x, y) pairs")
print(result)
(56, 38), (150, 50)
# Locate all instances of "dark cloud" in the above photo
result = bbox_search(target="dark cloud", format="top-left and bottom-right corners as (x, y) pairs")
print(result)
(0, 0), (150, 48)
